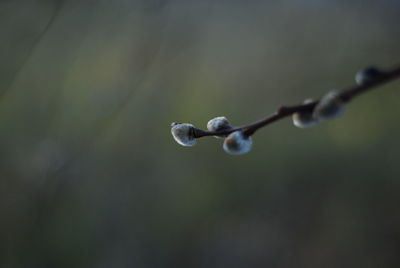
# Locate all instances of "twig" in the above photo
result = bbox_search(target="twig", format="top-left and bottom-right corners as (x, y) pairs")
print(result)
(192, 64), (400, 138)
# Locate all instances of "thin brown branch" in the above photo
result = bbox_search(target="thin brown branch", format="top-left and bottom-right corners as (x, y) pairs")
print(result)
(193, 64), (400, 138)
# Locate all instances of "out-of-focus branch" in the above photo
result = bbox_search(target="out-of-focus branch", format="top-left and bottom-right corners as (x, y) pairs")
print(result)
(1, 1), (64, 98)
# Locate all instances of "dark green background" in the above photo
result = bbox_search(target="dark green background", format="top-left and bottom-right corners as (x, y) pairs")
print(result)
(1, 0), (399, 267)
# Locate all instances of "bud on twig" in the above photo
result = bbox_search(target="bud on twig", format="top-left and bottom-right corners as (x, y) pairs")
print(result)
(207, 116), (233, 138)
(313, 91), (345, 121)
(171, 122), (196, 146)
(223, 131), (252, 155)
(292, 99), (317, 128)
(355, 66), (384, 85)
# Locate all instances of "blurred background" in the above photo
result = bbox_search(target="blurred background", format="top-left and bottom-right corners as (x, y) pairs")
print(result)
(1, 0), (400, 267)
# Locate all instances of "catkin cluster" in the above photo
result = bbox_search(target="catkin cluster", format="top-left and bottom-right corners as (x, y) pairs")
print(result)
(171, 66), (386, 155)
(171, 117), (252, 155)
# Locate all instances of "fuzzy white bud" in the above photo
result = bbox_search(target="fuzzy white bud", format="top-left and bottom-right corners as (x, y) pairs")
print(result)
(355, 66), (383, 85)
(223, 131), (252, 155)
(207, 116), (232, 138)
(313, 91), (345, 121)
(292, 99), (316, 128)
(171, 122), (196, 146)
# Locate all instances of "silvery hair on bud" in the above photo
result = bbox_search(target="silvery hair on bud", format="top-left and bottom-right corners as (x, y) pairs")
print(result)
(223, 131), (252, 155)
(313, 91), (345, 121)
(171, 123), (196, 147)
(207, 116), (232, 138)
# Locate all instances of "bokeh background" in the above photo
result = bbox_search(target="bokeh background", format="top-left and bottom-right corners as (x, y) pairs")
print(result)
(1, 0), (400, 267)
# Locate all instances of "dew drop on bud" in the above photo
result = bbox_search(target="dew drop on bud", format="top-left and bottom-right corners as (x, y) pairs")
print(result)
(171, 123), (196, 146)
(223, 131), (252, 155)
(313, 91), (345, 121)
